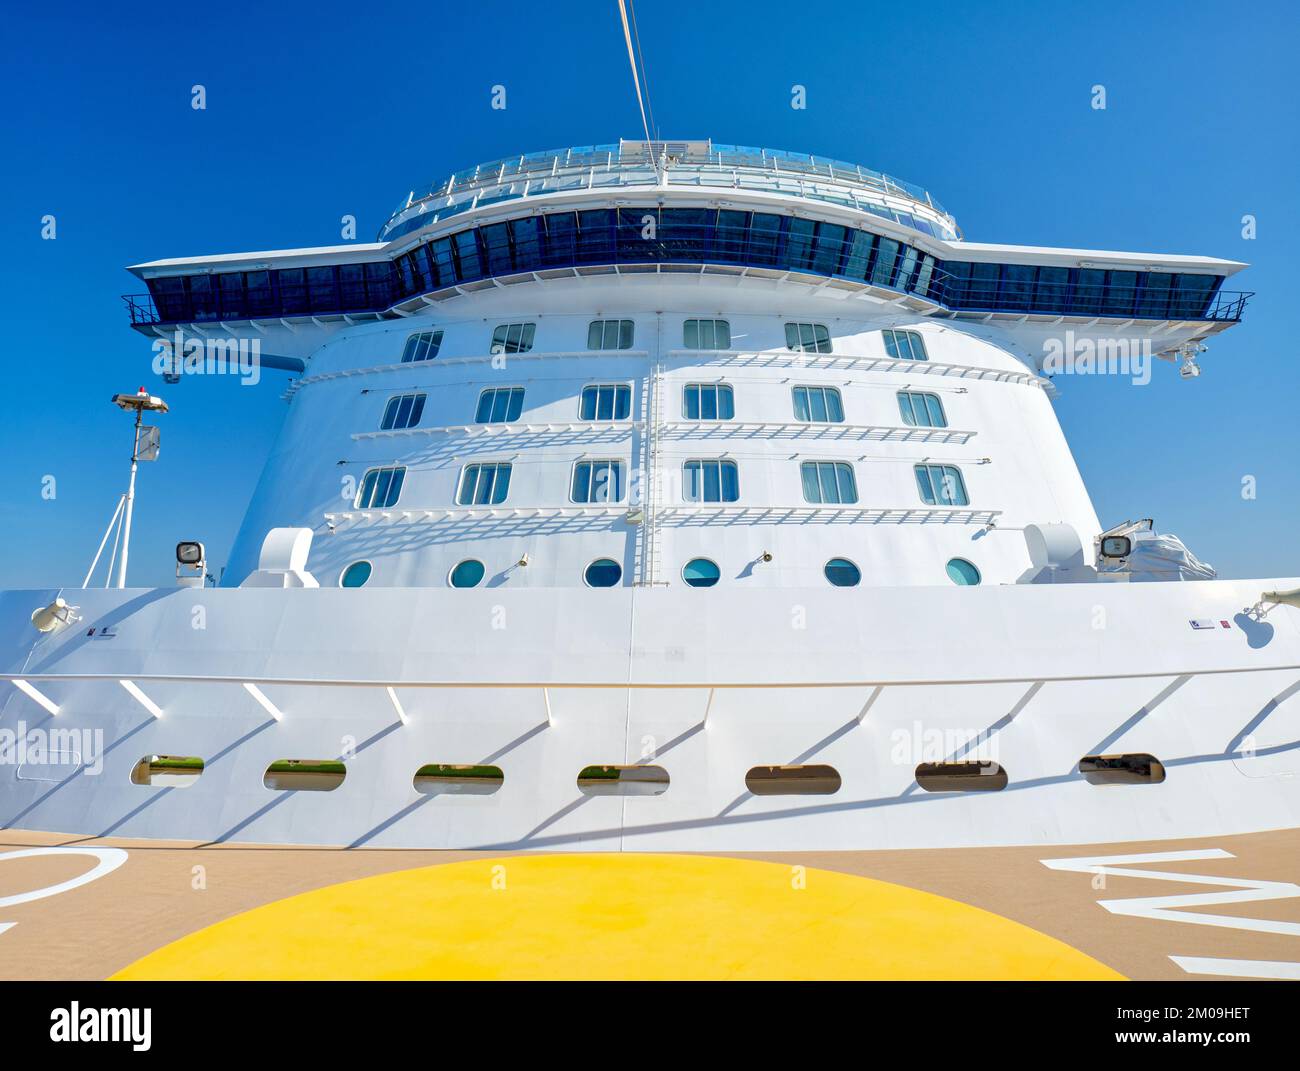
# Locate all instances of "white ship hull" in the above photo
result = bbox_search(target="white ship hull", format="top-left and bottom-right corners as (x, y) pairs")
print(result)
(4, 578), (1298, 851)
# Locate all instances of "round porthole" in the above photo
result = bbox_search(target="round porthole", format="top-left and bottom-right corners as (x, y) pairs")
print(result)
(449, 559), (486, 588)
(824, 558), (861, 587)
(584, 558), (623, 588)
(682, 558), (721, 588)
(340, 561), (372, 588)
(946, 558), (981, 586)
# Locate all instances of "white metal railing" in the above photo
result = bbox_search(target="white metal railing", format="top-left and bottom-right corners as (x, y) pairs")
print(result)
(321, 504), (1002, 527)
(6, 663), (1299, 692)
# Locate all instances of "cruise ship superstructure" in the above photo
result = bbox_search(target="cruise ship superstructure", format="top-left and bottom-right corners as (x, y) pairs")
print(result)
(3, 139), (1297, 853)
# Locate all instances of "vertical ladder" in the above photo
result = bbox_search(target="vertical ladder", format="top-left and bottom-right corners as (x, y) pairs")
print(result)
(636, 357), (666, 586)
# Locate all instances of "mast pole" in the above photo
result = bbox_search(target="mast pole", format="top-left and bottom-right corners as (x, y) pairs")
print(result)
(116, 406), (142, 589)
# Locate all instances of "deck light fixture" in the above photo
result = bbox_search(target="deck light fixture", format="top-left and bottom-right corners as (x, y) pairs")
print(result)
(30, 597), (79, 633)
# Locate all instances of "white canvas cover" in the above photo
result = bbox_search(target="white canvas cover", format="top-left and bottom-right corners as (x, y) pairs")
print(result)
(1103, 531), (1217, 581)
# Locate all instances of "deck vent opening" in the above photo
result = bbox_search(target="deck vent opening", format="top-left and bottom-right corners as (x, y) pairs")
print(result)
(915, 761), (1008, 792)
(1079, 753), (1166, 785)
(745, 764), (842, 795)
(413, 763), (504, 796)
(576, 764), (669, 796)
(130, 754), (204, 788)
(263, 759), (346, 792)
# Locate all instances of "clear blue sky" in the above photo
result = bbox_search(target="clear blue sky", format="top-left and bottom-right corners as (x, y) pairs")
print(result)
(1, 0), (1296, 586)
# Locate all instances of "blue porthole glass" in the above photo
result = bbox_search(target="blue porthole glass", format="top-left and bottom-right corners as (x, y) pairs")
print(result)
(824, 558), (861, 587)
(946, 558), (981, 586)
(584, 558), (622, 588)
(340, 561), (372, 588)
(450, 559), (486, 588)
(682, 558), (721, 588)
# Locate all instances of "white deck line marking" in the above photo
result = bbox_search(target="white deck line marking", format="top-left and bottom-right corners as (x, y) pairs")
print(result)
(1170, 956), (1300, 980)
(1042, 849), (1300, 937)
(0, 847), (129, 908)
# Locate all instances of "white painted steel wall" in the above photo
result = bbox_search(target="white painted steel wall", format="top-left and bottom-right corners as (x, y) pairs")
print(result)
(2, 581), (1297, 850)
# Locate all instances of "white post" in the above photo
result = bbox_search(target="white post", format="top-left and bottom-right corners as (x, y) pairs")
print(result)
(116, 409), (142, 589)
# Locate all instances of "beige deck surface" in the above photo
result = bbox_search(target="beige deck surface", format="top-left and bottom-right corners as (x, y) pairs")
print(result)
(2, 826), (1297, 980)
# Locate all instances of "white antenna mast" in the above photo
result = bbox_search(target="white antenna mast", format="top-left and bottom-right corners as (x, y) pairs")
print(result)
(617, 0), (660, 181)
(109, 387), (169, 587)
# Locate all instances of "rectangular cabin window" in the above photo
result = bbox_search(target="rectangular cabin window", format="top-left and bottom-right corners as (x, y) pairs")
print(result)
(130, 755), (203, 788)
(576, 764), (669, 796)
(915, 464), (969, 507)
(413, 764), (504, 796)
(916, 761), (1007, 792)
(792, 385), (844, 423)
(356, 466), (406, 509)
(801, 461), (858, 505)
(579, 384), (631, 421)
(457, 462), (512, 506)
(683, 383), (735, 421)
(400, 329), (443, 362)
(1079, 753), (1166, 785)
(897, 391), (947, 428)
(882, 329), (928, 361)
(683, 319), (731, 350)
(746, 765), (841, 795)
(683, 459), (740, 503)
(784, 322), (832, 354)
(571, 459), (626, 504)
(380, 393), (426, 431)
(490, 322), (536, 354)
(587, 319), (635, 350)
(264, 759), (346, 792)
(475, 387), (524, 424)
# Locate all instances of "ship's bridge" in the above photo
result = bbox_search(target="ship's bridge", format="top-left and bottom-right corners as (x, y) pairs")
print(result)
(380, 140), (961, 246)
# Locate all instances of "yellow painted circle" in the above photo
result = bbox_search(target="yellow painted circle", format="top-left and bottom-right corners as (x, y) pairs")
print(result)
(113, 854), (1122, 980)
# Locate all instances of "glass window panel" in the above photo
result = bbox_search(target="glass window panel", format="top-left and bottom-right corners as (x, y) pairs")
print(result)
(704, 462), (720, 501)
(357, 466), (406, 509)
(818, 464), (838, 502)
(801, 463), (821, 502)
(898, 393), (917, 426)
(825, 388), (843, 421)
(915, 465), (936, 505)
(793, 388), (810, 422)
(871, 238), (899, 286)
(923, 394), (945, 426)
(386, 467), (405, 504)
(684, 461), (701, 501)
(454, 230), (482, 279)
(786, 218), (815, 270)
(1104, 270), (1137, 316)
(717, 385), (735, 419)
(490, 322), (535, 354)
(720, 460), (738, 502)
(372, 468), (393, 507)
(836, 464), (857, 503)
(700, 386), (717, 420)
(844, 231), (874, 280)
